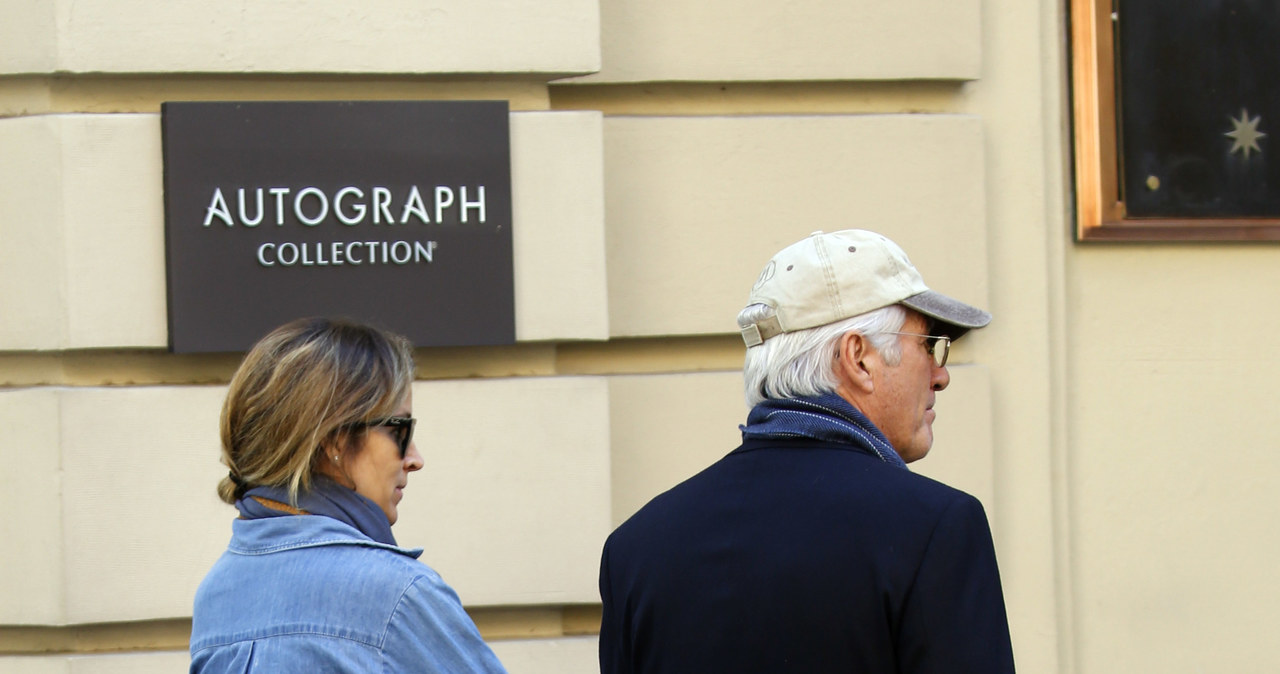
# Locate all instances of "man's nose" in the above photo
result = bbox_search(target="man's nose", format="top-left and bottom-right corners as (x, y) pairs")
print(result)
(932, 363), (950, 391)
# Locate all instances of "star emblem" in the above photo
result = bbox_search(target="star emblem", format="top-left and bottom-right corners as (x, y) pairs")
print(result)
(1225, 108), (1266, 159)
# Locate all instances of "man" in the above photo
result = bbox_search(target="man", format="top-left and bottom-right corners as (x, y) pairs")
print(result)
(598, 230), (1015, 673)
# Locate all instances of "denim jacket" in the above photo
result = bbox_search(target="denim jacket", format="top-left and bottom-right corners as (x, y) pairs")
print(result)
(190, 515), (507, 673)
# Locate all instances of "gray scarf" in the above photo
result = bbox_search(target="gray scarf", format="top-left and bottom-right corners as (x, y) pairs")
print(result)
(235, 475), (398, 546)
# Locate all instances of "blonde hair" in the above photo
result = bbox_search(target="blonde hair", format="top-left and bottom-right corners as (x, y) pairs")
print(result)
(218, 317), (415, 505)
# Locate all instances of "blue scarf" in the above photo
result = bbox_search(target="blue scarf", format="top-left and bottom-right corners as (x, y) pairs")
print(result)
(740, 393), (908, 470)
(236, 475), (398, 546)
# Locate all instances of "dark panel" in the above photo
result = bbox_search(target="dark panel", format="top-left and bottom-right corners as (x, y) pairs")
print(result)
(1118, 0), (1280, 217)
(162, 101), (514, 353)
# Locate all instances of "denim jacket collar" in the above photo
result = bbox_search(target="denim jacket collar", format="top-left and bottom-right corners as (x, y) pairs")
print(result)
(228, 514), (424, 559)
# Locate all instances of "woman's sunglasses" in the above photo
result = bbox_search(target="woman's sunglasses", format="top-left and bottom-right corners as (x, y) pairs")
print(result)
(352, 416), (416, 457)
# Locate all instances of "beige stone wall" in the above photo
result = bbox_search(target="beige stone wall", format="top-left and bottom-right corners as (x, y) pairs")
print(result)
(0, 112), (607, 350)
(8, 0), (1273, 672)
(2, 1), (609, 670)
(1, 1), (600, 75)
(1065, 248), (1280, 672)
(575, 0), (980, 82)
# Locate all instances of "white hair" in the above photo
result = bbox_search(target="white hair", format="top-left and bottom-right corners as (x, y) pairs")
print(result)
(738, 304), (907, 408)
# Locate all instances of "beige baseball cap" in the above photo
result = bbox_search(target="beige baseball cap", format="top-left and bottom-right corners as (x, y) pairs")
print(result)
(740, 229), (991, 347)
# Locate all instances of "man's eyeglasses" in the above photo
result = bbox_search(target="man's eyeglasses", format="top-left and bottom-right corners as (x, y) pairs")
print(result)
(883, 332), (951, 368)
(352, 416), (417, 457)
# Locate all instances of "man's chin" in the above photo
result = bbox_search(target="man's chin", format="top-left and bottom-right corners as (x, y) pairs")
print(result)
(900, 437), (933, 463)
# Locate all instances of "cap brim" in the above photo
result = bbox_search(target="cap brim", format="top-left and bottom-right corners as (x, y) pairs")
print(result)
(900, 290), (992, 341)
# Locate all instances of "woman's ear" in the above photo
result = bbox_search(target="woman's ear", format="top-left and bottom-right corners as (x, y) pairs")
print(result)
(317, 430), (352, 468)
(331, 428), (364, 458)
(315, 431), (358, 487)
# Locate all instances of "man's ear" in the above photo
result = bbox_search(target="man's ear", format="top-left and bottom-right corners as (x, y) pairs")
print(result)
(835, 331), (876, 394)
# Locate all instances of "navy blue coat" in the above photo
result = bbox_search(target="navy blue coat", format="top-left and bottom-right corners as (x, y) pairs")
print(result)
(599, 438), (1015, 673)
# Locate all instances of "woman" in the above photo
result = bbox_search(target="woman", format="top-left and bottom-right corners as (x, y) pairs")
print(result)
(190, 317), (506, 673)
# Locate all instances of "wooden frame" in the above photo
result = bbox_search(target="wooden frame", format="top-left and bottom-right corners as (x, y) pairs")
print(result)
(1070, 0), (1280, 241)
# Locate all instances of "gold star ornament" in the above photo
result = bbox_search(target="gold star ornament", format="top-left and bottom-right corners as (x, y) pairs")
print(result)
(1225, 108), (1266, 159)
